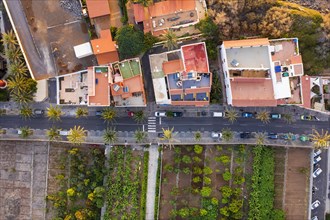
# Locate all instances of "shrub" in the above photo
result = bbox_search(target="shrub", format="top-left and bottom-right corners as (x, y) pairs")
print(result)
(164, 164), (174, 172)
(183, 167), (191, 174)
(177, 208), (190, 218)
(203, 166), (213, 175)
(193, 156), (202, 163)
(182, 155), (192, 164)
(215, 155), (231, 165)
(222, 170), (232, 181)
(115, 25), (144, 59)
(193, 167), (203, 175)
(194, 145), (203, 154)
(203, 176), (212, 185)
(193, 176), (201, 183)
(200, 187), (212, 197)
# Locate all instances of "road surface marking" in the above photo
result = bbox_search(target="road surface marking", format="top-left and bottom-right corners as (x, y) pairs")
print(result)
(148, 117), (157, 133)
(159, 117), (162, 125)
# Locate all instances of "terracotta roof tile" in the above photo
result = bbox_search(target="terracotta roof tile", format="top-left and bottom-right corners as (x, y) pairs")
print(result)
(162, 59), (184, 74)
(86, 0), (110, 19)
(223, 38), (269, 48)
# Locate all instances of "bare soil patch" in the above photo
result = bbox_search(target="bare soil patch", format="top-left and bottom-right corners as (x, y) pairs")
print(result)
(284, 148), (311, 220)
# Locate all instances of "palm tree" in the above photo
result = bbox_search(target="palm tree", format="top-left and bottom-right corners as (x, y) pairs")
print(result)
(7, 75), (26, 95)
(221, 128), (233, 142)
(6, 47), (23, 63)
(195, 131), (202, 142)
(67, 126), (87, 145)
(101, 108), (116, 124)
(46, 126), (61, 141)
(19, 126), (33, 139)
(256, 110), (270, 124)
(161, 127), (177, 149)
(255, 132), (266, 146)
(1, 30), (18, 49)
(282, 113), (294, 124)
(310, 129), (330, 149)
(75, 107), (88, 118)
(225, 108), (238, 124)
(19, 105), (33, 119)
(8, 61), (28, 76)
(103, 127), (118, 144)
(162, 30), (178, 51)
(47, 105), (62, 121)
(133, 110), (145, 124)
(134, 129), (148, 143)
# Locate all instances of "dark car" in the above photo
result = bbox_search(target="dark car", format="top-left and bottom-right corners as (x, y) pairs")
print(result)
(128, 111), (134, 117)
(96, 110), (102, 116)
(172, 112), (183, 117)
(34, 109), (44, 115)
(268, 133), (278, 139)
(240, 132), (252, 139)
(158, 133), (164, 138)
(242, 112), (253, 118)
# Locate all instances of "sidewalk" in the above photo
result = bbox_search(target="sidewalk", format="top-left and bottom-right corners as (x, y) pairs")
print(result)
(145, 145), (159, 220)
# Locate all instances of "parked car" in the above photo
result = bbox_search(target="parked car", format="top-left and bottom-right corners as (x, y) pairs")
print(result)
(313, 156), (321, 165)
(155, 112), (166, 117)
(314, 149), (322, 157)
(299, 135), (310, 142)
(34, 109), (44, 115)
(158, 133), (164, 138)
(213, 112), (224, 117)
(128, 111), (134, 117)
(300, 115), (313, 120)
(60, 130), (70, 136)
(311, 200), (321, 210)
(311, 216), (318, 220)
(268, 133), (278, 139)
(240, 132), (252, 139)
(313, 168), (322, 178)
(211, 132), (222, 139)
(242, 112), (253, 118)
(270, 113), (281, 119)
(172, 112), (183, 117)
(279, 134), (296, 140)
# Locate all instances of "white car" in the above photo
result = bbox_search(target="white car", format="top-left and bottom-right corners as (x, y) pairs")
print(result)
(313, 168), (322, 178)
(311, 200), (320, 210)
(311, 216), (318, 220)
(313, 156), (321, 165)
(314, 149), (322, 157)
(155, 112), (166, 117)
(211, 132), (222, 139)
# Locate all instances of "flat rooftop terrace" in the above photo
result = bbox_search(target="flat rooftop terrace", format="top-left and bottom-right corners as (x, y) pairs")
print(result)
(225, 46), (271, 69)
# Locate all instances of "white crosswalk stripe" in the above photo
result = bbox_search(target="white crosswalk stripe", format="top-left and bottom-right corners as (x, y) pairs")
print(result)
(147, 117), (157, 133)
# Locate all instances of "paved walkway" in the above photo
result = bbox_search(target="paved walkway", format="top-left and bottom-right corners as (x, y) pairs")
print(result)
(145, 145), (159, 220)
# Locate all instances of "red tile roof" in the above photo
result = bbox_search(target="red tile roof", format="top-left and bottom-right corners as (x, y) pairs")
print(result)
(182, 43), (209, 73)
(133, 4), (145, 22)
(223, 38), (269, 48)
(86, 0), (110, 19)
(148, 0), (196, 17)
(163, 59), (184, 74)
(290, 55), (302, 64)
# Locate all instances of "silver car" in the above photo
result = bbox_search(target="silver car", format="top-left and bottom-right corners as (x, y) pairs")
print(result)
(313, 168), (322, 178)
(311, 200), (320, 210)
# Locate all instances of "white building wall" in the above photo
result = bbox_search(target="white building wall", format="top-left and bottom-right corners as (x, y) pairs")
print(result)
(219, 45), (233, 105)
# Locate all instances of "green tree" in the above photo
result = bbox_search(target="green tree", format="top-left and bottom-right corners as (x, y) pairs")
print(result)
(221, 128), (233, 142)
(143, 32), (159, 52)
(1, 30), (18, 49)
(19, 126), (32, 138)
(19, 105), (33, 119)
(222, 169), (232, 181)
(161, 127), (177, 149)
(256, 110), (270, 124)
(195, 16), (219, 40)
(6, 48), (23, 64)
(75, 107), (88, 118)
(282, 113), (294, 124)
(46, 105), (62, 121)
(182, 155), (192, 164)
(46, 126), (61, 141)
(134, 129), (148, 143)
(225, 108), (238, 124)
(219, 186), (232, 199)
(195, 131), (202, 142)
(103, 127), (118, 144)
(67, 126), (87, 145)
(210, 72), (222, 103)
(133, 110), (145, 123)
(133, 0), (152, 7)
(255, 132), (266, 146)
(101, 108), (116, 124)
(115, 25), (144, 59)
(194, 144), (203, 154)
(7, 76), (37, 104)
(162, 30), (178, 51)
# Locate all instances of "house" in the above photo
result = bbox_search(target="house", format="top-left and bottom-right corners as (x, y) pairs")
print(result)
(219, 38), (306, 107)
(56, 59), (146, 107)
(86, 0), (111, 36)
(149, 42), (211, 106)
(133, 0), (202, 36)
(90, 29), (119, 65)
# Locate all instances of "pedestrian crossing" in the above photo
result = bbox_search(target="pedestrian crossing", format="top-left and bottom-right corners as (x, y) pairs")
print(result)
(148, 117), (157, 133)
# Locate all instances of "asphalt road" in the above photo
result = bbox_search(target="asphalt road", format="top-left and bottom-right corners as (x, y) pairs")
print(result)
(311, 149), (329, 220)
(0, 115), (329, 134)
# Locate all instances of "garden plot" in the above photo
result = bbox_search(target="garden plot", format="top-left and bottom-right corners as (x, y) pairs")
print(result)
(104, 146), (148, 220)
(159, 145), (251, 220)
(0, 140), (48, 220)
(46, 143), (105, 219)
